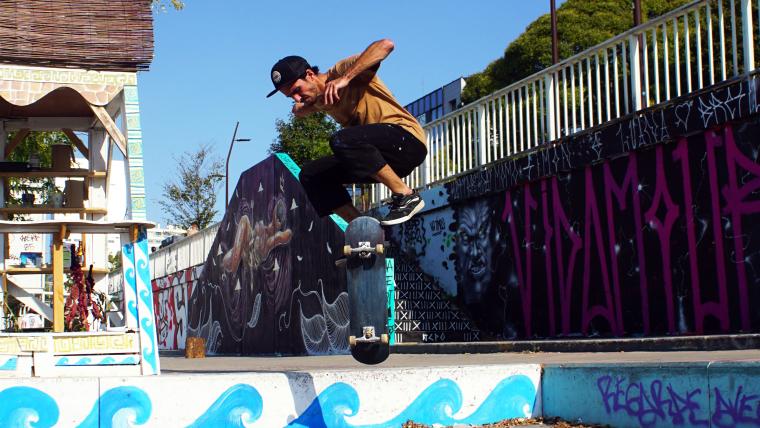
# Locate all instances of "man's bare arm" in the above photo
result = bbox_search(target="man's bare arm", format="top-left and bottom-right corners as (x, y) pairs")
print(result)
(324, 39), (395, 105)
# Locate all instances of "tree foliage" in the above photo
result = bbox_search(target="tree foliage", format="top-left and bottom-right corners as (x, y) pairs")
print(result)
(151, 0), (184, 11)
(159, 145), (224, 230)
(461, 0), (692, 104)
(6, 131), (72, 207)
(269, 111), (339, 166)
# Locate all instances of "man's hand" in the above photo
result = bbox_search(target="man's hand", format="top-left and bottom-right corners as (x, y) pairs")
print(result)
(292, 102), (316, 117)
(324, 76), (349, 105)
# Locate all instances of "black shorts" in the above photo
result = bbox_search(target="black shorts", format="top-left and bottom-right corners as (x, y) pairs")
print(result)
(298, 123), (427, 217)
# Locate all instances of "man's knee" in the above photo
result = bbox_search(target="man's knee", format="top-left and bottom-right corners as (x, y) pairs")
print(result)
(328, 130), (352, 153)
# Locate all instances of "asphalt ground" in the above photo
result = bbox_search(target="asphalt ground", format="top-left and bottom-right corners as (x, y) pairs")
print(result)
(160, 348), (760, 374)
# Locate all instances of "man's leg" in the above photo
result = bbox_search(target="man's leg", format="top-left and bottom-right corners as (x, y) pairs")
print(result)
(329, 124), (428, 225)
(333, 203), (361, 223)
(371, 165), (413, 196)
(299, 155), (366, 221)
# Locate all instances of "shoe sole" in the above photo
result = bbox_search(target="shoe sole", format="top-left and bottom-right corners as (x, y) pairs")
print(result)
(380, 199), (425, 226)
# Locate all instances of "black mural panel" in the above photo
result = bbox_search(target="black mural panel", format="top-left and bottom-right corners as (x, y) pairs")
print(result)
(438, 118), (760, 339)
(187, 155), (347, 355)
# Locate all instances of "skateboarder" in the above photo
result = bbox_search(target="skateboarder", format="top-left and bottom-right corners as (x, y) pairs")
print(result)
(266, 39), (426, 226)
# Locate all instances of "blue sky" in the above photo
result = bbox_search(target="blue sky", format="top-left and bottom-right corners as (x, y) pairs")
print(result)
(139, 1), (564, 225)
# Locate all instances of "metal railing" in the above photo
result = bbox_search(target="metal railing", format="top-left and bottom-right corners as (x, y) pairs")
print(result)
(373, 0), (758, 203)
(148, 223), (219, 280)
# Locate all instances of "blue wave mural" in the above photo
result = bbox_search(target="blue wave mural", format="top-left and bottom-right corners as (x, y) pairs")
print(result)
(287, 375), (536, 428)
(0, 386), (59, 428)
(0, 357), (17, 371)
(188, 384), (264, 427)
(78, 386), (152, 428)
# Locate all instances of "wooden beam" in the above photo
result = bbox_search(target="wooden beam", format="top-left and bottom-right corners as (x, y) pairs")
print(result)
(6, 279), (53, 321)
(52, 224), (66, 332)
(4, 129), (30, 158)
(4, 118), (94, 132)
(62, 129), (89, 158)
(130, 224), (139, 243)
(90, 106), (127, 157)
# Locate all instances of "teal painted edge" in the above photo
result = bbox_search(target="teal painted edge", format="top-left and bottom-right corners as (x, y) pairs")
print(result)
(386, 257), (396, 345)
(274, 152), (348, 231)
(0, 357), (17, 371)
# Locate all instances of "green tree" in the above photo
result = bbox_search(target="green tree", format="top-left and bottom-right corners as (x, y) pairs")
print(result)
(108, 251), (122, 274)
(269, 111), (339, 166)
(5, 131), (72, 209)
(151, 0), (184, 11)
(461, 0), (691, 104)
(159, 145), (224, 230)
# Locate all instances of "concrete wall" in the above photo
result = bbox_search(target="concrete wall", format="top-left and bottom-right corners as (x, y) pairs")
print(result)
(3, 360), (758, 427)
(543, 362), (760, 428)
(385, 74), (760, 340)
(0, 364), (541, 427)
(152, 265), (202, 351)
(186, 154), (348, 355)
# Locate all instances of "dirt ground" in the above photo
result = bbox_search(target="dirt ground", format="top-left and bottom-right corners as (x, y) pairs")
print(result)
(401, 417), (608, 427)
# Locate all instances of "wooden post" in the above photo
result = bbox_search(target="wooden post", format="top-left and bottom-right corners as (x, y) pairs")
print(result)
(52, 224), (66, 332)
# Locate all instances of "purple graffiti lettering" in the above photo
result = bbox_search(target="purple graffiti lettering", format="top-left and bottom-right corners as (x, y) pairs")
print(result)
(722, 125), (759, 331)
(502, 184), (538, 337)
(597, 375), (709, 427)
(581, 166), (619, 335)
(712, 386), (760, 427)
(552, 176), (582, 335)
(541, 179), (557, 336)
(643, 146), (680, 333)
(603, 153), (649, 334)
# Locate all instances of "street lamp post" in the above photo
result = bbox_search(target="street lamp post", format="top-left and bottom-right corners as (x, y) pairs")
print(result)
(226, 121), (251, 208)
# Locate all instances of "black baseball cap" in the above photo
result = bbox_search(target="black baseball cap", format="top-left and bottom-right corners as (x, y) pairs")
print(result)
(266, 56), (311, 98)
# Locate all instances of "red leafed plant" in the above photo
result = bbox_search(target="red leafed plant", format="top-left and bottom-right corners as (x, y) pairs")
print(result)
(63, 244), (107, 331)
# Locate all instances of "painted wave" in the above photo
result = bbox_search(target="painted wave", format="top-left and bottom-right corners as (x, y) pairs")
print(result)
(187, 384), (263, 428)
(78, 386), (152, 428)
(0, 386), (59, 428)
(287, 375), (536, 428)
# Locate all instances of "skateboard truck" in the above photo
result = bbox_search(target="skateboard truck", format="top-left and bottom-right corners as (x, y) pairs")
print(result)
(349, 327), (389, 346)
(343, 241), (384, 259)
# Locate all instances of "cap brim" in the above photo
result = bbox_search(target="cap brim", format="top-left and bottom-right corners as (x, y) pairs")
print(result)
(266, 87), (279, 98)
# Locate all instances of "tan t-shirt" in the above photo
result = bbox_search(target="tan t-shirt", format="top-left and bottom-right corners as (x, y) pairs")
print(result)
(315, 56), (426, 144)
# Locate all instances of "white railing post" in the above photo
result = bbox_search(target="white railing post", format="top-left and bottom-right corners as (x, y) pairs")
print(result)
(421, 156), (431, 187)
(742, 0), (755, 73)
(544, 72), (557, 141)
(477, 103), (487, 165)
(629, 34), (643, 111)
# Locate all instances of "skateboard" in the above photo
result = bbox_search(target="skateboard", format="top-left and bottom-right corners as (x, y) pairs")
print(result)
(341, 216), (390, 365)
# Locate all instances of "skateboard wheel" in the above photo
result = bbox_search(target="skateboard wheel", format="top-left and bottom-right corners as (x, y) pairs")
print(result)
(349, 336), (357, 347)
(343, 245), (352, 256)
(376, 244), (384, 255)
(381, 334), (389, 344)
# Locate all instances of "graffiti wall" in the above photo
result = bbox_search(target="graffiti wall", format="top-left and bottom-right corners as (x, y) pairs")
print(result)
(152, 265), (202, 351)
(186, 155), (349, 355)
(389, 75), (760, 340)
(543, 362), (760, 428)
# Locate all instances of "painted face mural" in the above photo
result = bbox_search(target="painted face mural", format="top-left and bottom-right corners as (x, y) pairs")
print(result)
(455, 199), (500, 304)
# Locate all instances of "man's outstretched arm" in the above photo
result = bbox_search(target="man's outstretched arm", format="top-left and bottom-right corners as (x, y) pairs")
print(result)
(324, 39), (395, 104)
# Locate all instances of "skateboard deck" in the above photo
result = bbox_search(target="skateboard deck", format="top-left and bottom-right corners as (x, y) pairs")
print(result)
(343, 216), (390, 365)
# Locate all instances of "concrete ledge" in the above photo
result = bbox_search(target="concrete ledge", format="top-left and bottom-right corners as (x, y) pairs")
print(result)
(391, 334), (760, 354)
(0, 364), (542, 427)
(542, 361), (760, 427)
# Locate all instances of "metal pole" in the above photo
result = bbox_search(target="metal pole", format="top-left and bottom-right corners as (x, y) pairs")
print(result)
(551, 0), (559, 64)
(633, 0), (641, 26)
(226, 121), (239, 209)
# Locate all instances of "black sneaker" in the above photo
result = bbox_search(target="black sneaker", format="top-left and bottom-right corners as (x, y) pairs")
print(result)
(379, 190), (425, 226)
